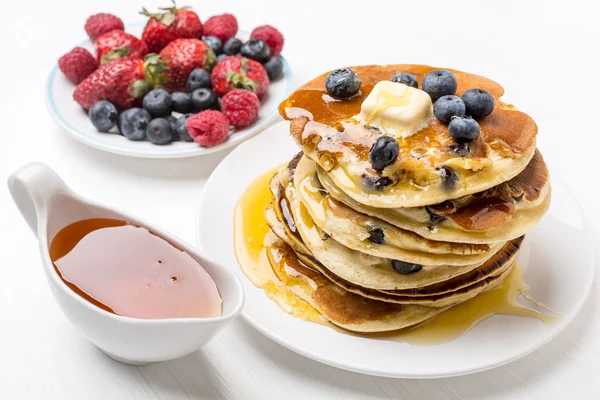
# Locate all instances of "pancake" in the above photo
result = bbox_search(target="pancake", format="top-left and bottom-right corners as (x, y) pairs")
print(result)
(268, 189), (522, 303)
(297, 251), (517, 308)
(279, 64), (538, 208)
(294, 155), (509, 262)
(265, 233), (445, 332)
(282, 175), (522, 297)
(318, 150), (551, 244)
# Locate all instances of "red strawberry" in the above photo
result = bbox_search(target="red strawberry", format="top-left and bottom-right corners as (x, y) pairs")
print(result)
(211, 56), (269, 98)
(203, 14), (237, 42)
(95, 30), (148, 64)
(221, 89), (260, 128)
(159, 38), (216, 92)
(84, 13), (124, 41)
(250, 25), (284, 56)
(140, 1), (203, 53)
(58, 47), (98, 84)
(73, 55), (167, 110)
(186, 110), (230, 147)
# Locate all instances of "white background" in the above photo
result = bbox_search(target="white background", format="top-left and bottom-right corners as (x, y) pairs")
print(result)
(1, 0), (599, 398)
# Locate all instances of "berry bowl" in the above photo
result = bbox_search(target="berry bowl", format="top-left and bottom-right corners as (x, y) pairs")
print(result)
(46, 22), (293, 159)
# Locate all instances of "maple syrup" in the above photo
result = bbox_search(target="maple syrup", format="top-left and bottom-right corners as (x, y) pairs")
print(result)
(234, 168), (557, 344)
(50, 218), (222, 319)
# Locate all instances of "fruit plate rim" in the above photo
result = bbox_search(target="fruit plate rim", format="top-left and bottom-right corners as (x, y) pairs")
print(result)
(44, 22), (294, 159)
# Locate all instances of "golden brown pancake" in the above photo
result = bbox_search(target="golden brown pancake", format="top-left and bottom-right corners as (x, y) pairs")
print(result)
(266, 234), (444, 332)
(279, 64), (538, 208)
(266, 174), (523, 304)
(317, 150), (550, 244)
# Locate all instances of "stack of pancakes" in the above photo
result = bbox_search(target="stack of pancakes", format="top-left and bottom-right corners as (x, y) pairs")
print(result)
(263, 64), (550, 333)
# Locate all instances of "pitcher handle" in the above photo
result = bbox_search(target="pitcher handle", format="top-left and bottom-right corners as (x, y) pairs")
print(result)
(7, 162), (70, 238)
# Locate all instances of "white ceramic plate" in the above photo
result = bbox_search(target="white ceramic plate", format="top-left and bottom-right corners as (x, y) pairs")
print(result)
(196, 122), (596, 378)
(45, 23), (293, 158)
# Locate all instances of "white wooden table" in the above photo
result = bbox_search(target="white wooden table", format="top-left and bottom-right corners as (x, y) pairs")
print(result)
(1, 0), (599, 398)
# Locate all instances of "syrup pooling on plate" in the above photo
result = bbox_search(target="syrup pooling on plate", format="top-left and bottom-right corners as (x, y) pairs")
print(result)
(233, 167), (328, 325)
(382, 263), (557, 345)
(50, 218), (222, 319)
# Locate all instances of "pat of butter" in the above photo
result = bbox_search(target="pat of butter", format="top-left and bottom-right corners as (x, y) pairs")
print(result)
(357, 81), (433, 138)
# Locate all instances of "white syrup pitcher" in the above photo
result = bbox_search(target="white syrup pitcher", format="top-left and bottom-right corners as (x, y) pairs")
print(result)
(7, 162), (244, 365)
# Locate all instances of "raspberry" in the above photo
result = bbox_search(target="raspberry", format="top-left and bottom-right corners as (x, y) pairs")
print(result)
(250, 25), (284, 56)
(203, 14), (238, 42)
(186, 110), (230, 147)
(58, 47), (99, 84)
(85, 13), (124, 41)
(221, 89), (260, 129)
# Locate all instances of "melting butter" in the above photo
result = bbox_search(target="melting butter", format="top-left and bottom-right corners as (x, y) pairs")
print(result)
(357, 81), (433, 138)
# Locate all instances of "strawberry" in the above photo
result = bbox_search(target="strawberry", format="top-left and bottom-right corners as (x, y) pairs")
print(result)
(95, 30), (148, 64)
(140, 1), (203, 53)
(203, 14), (237, 42)
(210, 56), (269, 98)
(159, 38), (216, 92)
(73, 55), (167, 110)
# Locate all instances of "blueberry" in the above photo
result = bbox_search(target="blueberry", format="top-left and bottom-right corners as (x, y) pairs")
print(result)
(264, 56), (284, 81)
(462, 88), (494, 119)
(142, 88), (172, 118)
(369, 136), (399, 171)
(88, 100), (117, 132)
(241, 38), (270, 63)
(391, 72), (418, 88)
(438, 166), (459, 190)
(216, 54), (227, 63)
(391, 260), (422, 274)
(191, 88), (219, 112)
(448, 116), (480, 142)
(166, 115), (178, 132)
(223, 37), (243, 55)
(145, 118), (173, 145)
(425, 207), (447, 225)
(449, 142), (470, 157)
(203, 36), (223, 55)
(186, 68), (212, 92)
(171, 92), (192, 113)
(433, 95), (466, 123)
(422, 70), (458, 101)
(361, 175), (393, 191)
(325, 68), (361, 99)
(368, 228), (385, 244)
(117, 108), (152, 141)
(174, 114), (194, 142)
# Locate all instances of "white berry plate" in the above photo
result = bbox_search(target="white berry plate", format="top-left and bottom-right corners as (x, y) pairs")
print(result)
(196, 121), (596, 379)
(45, 22), (293, 158)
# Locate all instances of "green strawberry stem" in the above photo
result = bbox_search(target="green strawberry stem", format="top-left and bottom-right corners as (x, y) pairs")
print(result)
(100, 47), (131, 64)
(128, 54), (170, 99)
(226, 58), (259, 92)
(140, 1), (189, 26)
(128, 80), (153, 99)
(143, 53), (169, 87)
(203, 49), (216, 71)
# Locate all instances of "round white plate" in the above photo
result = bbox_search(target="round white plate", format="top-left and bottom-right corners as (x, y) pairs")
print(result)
(45, 23), (293, 158)
(196, 122), (596, 378)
